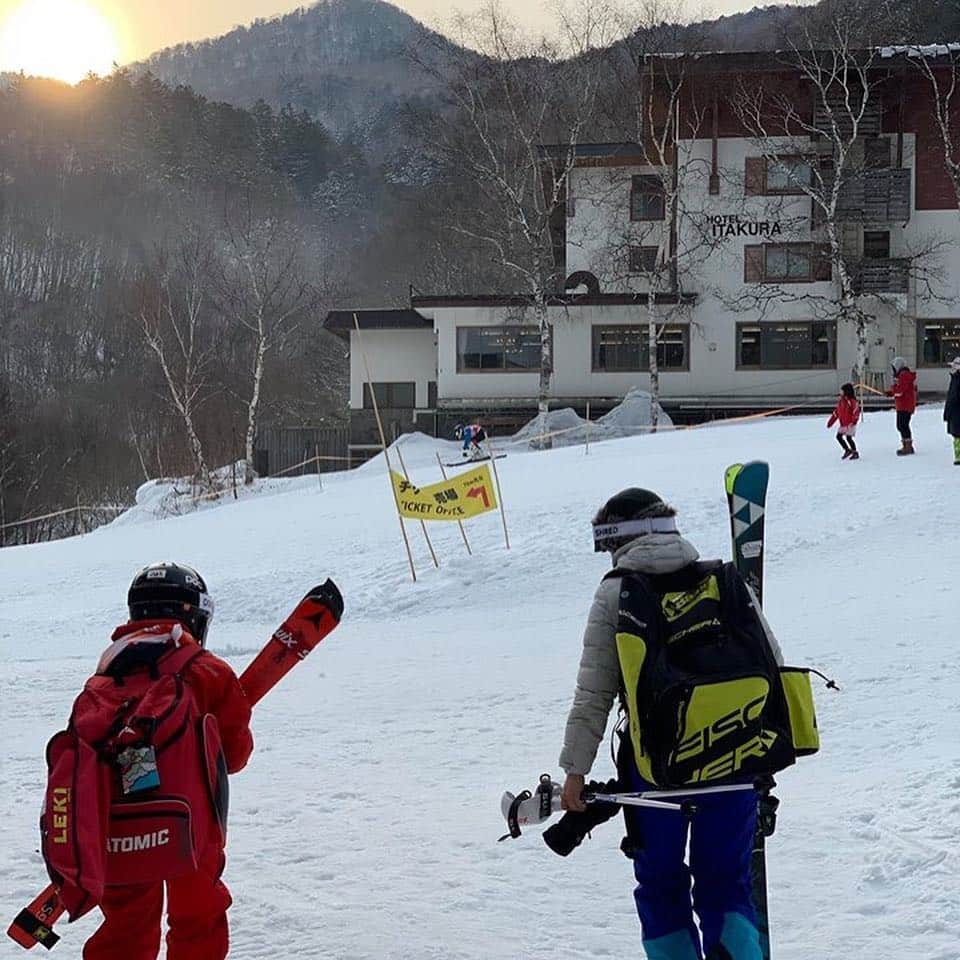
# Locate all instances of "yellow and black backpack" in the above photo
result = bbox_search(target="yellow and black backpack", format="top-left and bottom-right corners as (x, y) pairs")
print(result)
(609, 560), (820, 789)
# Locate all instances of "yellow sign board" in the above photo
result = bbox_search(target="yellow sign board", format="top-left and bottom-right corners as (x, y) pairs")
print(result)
(391, 465), (498, 521)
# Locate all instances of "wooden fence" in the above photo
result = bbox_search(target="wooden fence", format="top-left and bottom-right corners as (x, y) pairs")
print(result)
(254, 426), (351, 477)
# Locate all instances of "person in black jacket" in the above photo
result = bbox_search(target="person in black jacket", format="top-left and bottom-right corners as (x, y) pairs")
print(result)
(944, 357), (960, 465)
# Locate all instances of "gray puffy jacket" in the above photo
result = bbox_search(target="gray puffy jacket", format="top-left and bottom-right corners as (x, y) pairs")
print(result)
(558, 532), (784, 776)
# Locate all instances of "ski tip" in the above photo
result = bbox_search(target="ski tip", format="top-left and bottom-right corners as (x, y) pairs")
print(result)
(724, 463), (743, 495)
(305, 580), (344, 622)
(7, 909), (60, 950)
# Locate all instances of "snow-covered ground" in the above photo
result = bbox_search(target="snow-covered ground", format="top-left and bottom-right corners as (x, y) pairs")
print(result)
(1, 406), (957, 959)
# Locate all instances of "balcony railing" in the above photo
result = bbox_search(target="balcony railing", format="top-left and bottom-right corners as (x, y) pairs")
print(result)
(850, 257), (910, 294)
(814, 94), (883, 138)
(836, 169), (911, 222)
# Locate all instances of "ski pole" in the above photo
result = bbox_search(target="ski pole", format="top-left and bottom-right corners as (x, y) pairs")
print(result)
(590, 783), (758, 804)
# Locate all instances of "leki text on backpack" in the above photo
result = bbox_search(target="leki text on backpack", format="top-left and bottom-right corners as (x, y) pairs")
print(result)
(41, 624), (228, 919)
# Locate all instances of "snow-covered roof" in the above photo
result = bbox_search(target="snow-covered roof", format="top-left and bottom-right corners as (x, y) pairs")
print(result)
(878, 44), (960, 58)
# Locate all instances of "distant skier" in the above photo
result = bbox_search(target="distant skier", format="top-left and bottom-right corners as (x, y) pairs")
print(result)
(50, 563), (253, 960)
(454, 422), (487, 459)
(885, 357), (917, 455)
(826, 382), (861, 460)
(944, 356), (960, 465)
(559, 488), (789, 960)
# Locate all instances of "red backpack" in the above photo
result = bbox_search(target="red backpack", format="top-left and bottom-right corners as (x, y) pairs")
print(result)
(41, 624), (229, 920)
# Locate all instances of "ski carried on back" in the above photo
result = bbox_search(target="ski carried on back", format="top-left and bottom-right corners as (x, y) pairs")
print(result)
(7, 579), (344, 952)
(724, 461), (774, 960)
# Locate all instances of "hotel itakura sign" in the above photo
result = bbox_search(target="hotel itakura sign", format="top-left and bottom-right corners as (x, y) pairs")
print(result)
(708, 215), (783, 238)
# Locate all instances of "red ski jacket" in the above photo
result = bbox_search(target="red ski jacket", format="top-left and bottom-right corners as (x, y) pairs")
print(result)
(886, 368), (917, 413)
(827, 395), (861, 429)
(110, 621), (254, 773)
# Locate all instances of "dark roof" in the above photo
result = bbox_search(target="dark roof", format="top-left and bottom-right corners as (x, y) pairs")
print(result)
(323, 309), (432, 338)
(411, 292), (697, 308)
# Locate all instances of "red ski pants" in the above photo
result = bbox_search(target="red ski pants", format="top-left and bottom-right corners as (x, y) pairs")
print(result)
(83, 849), (231, 960)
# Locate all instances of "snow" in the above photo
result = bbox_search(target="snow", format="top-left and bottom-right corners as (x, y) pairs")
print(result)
(1, 406), (958, 959)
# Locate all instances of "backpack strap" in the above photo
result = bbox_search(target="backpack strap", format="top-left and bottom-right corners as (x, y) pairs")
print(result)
(97, 625), (204, 680)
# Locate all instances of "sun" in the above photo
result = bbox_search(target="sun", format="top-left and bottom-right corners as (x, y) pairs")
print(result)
(0, 0), (120, 84)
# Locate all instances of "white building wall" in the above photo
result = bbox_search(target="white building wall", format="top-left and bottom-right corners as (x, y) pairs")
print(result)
(362, 133), (960, 408)
(348, 329), (437, 410)
(566, 164), (668, 294)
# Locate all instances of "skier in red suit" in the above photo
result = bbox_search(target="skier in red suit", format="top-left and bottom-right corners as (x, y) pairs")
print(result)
(885, 357), (918, 456)
(83, 562), (253, 960)
(826, 382), (862, 460)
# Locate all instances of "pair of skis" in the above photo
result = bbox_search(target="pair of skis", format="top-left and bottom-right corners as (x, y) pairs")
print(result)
(7, 579), (344, 952)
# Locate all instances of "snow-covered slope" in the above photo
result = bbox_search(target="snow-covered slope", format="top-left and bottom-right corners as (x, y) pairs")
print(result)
(1, 408), (956, 959)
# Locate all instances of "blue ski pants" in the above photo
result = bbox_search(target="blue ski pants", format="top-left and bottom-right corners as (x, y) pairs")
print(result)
(623, 772), (763, 960)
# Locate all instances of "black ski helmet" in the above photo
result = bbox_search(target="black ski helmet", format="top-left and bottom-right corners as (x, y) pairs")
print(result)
(127, 562), (214, 645)
(592, 488), (675, 553)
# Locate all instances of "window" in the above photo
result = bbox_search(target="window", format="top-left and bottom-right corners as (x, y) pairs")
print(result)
(592, 325), (688, 372)
(745, 156), (812, 196)
(765, 245), (812, 280)
(917, 320), (960, 366)
(631, 175), (665, 221)
(628, 245), (659, 274)
(457, 326), (540, 372)
(744, 243), (832, 283)
(863, 231), (890, 259)
(736, 322), (836, 369)
(865, 137), (891, 169)
(363, 382), (416, 408)
(765, 158), (812, 194)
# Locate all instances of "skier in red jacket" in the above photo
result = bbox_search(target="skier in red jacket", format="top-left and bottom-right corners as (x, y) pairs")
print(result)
(83, 562), (253, 960)
(826, 382), (862, 460)
(885, 357), (918, 456)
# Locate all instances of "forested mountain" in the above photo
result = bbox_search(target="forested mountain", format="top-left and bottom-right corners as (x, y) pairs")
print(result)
(137, 0), (960, 162)
(0, 73), (368, 537)
(140, 0), (469, 158)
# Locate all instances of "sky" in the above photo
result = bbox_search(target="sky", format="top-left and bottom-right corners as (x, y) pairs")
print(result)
(0, 0), (765, 79)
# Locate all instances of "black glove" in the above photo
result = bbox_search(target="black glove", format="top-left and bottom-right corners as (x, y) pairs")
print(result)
(542, 778), (622, 857)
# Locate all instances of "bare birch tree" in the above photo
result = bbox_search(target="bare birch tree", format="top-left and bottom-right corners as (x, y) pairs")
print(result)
(139, 236), (216, 487)
(731, 15), (947, 387)
(908, 44), (960, 213)
(417, 2), (611, 433)
(589, 6), (723, 429)
(215, 206), (325, 483)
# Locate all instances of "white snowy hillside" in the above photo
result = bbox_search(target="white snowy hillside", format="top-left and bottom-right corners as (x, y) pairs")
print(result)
(1, 407), (956, 960)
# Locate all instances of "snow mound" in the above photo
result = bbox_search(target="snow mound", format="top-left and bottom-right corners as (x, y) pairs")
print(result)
(111, 463), (321, 526)
(511, 389), (673, 447)
(354, 432), (463, 475)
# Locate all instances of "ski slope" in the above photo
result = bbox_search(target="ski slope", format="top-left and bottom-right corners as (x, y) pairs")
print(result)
(1, 407), (956, 960)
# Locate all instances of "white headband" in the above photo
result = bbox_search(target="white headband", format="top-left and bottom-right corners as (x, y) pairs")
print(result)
(592, 517), (678, 544)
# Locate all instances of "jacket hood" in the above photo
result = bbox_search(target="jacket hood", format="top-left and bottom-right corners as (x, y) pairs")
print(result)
(612, 532), (700, 575)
